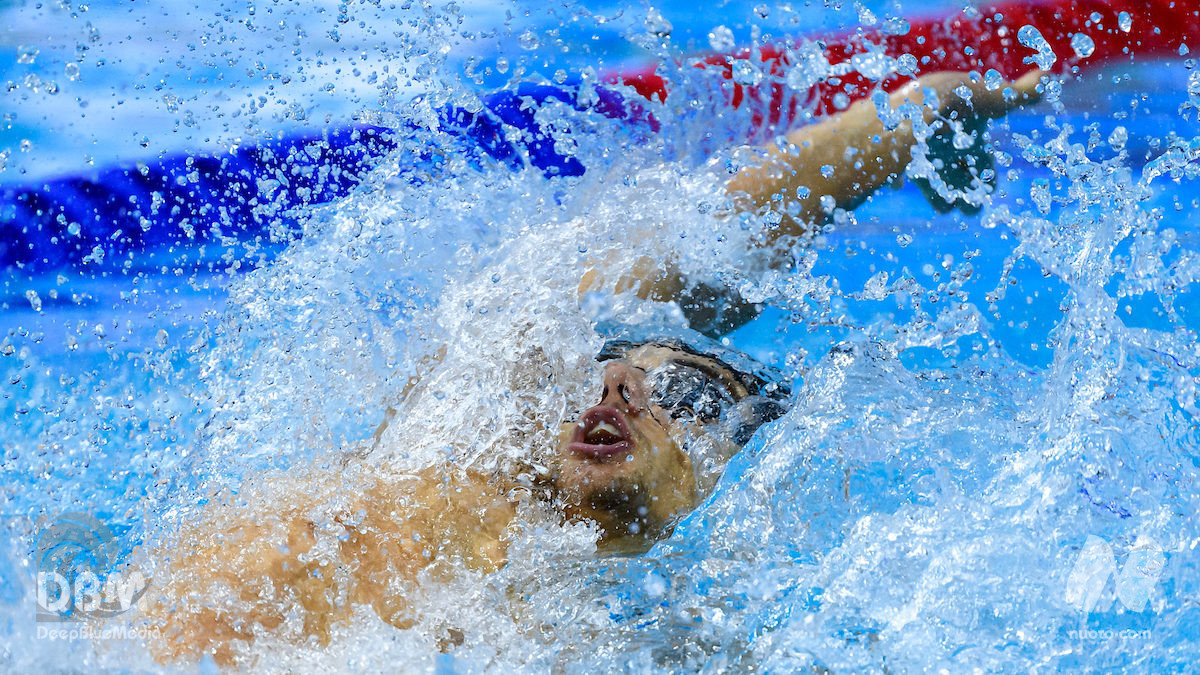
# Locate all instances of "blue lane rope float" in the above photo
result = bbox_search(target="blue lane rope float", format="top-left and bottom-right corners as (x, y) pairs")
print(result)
(0, 83), (641, 274)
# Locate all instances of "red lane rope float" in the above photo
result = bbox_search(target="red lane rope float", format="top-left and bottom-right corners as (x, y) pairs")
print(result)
(611, 0), (1200, 129)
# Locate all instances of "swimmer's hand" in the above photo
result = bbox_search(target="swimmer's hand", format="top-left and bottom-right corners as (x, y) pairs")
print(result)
(898, 69), (1046, 214)
(904, 69), (1046, 122)
(726, 69), (1045, 246)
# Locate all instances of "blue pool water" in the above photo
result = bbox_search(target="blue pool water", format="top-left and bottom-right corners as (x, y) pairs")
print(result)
(3, 0), (1200, 670)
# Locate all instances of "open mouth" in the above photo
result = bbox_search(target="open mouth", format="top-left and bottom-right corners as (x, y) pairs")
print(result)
(569, 405), (632, 461)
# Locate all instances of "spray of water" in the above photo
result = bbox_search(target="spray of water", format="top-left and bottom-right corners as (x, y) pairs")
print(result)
(1, 1), (1197, 671)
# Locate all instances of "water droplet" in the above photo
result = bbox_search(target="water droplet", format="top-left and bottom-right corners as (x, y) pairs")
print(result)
(862, 271), (889, 300)
(896, 233), (913, 247)
(1181, 43), (1191, 57)
(155, 330), (169, 348)
(1030, 179), (1052, 213)
(64, 62), (80, 81)
(708, 25), (734, 52)
(645, 8), (672, 38)
(496, 57), (509, 74)
(16, 45), (37, 64)
(1071, 33), (1095, 59)
(849, 46), (895, 81)
(1017, 25), (1057, 70)
(882, 17), (910, 36)
(1118, 11), (1132, 33)
(952, 129), (974, 151)
(732, 60), (762, 86)
(984, 69), (1004, 91)
(518, 31), (539, 50)
(24, 290), (40, 312)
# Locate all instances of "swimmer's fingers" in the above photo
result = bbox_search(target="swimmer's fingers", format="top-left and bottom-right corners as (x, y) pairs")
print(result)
(1011, 69), (1047, 105)
(894, 70), (1044, 123)
(969, 68), (1047, 119)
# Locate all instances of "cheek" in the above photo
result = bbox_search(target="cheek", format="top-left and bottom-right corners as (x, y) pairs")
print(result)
(632, 417), (672, 451)
(557, 423), (576, 446)
(641, 424), (692, 474)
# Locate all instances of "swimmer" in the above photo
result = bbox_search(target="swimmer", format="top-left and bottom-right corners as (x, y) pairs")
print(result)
(140, 69), (1043, 665)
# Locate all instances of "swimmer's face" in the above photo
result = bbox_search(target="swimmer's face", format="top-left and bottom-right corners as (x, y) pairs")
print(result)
(553, 344), (748, 552)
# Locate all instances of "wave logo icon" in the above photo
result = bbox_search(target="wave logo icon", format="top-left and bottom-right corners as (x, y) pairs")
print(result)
(1064, 534), (1166, 614)
(34, 513), (148, 622)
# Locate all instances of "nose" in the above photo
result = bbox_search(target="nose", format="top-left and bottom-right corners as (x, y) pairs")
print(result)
(599, 362), (649, 413)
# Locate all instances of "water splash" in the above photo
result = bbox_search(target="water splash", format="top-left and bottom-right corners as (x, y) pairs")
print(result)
(1018, 25), (1058, 70)
(1, 1), (1198, 671)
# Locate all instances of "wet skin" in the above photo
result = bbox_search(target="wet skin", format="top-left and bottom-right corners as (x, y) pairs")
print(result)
(553, 345), (747, 551)
(140, 69), (1044, 665)
(143, 345), (742, 665)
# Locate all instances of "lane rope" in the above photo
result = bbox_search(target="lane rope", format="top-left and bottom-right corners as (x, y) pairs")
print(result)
(3, 0), (1194, 273)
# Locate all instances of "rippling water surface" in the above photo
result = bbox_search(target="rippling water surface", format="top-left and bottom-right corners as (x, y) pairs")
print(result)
(2, 0), (1199, 670)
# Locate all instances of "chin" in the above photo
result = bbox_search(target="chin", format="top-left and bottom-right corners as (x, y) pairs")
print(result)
(552, 436), (642, 509)
(551, 421), (697, 548)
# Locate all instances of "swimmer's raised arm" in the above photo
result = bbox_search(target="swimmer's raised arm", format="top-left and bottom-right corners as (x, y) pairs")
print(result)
(579, 70), (1044, 322)
(727, 69), (1045, 247)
